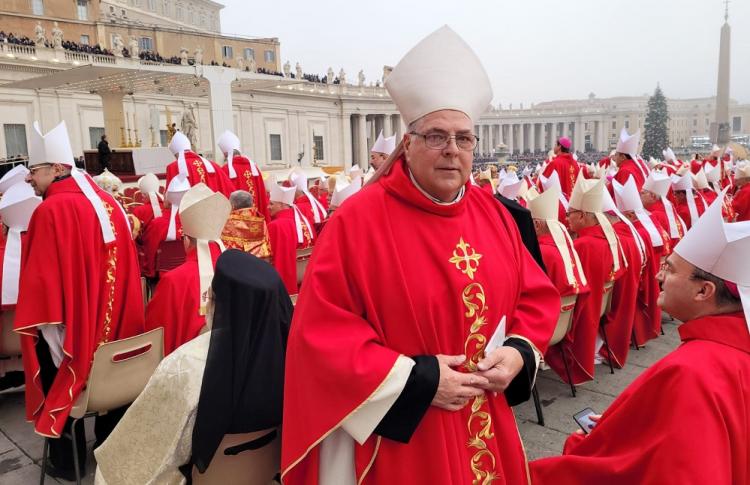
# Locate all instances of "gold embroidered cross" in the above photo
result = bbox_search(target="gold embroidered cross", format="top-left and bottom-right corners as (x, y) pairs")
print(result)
(449, 237), (482, 280)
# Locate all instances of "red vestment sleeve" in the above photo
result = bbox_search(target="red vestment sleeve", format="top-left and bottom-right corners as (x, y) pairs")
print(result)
(281, 213), (401, 483)
(267, 217), (298, 295)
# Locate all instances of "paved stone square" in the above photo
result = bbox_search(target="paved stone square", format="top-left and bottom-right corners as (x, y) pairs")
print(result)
(0, 317), (680, 484)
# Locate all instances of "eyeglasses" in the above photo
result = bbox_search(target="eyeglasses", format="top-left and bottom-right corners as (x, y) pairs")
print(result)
(409, 131), (478, 151)
(28, 164), (53, 174)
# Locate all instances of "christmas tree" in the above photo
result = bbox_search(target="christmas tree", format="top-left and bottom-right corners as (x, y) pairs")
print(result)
(642, 85), (670, 160)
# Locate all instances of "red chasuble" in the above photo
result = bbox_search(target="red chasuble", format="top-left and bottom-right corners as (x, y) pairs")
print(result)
(267, 208), (313, 295)
(600, 222), (642, 367)
(14, 176), (145, 437)
(144, 243), (221, 355)
(646, 198), (684, 247)
(613, 159), (645, 191)
(700, 188), (736, 221)
(733, 183), (750, 222)
(165, 151), (235, 198)
(546, 225), (618, 385)
(131, 199), (164, 228)
(139, 211), (182, 278)
(220, 155), (270, 223)
(675, 192), (707, 230)
(542, 153), (580, 198)
(629, 220), (661, 344)
(530, 312), (750, 485)
(537, 234), (590, 298)
(282, 159), (559, 485)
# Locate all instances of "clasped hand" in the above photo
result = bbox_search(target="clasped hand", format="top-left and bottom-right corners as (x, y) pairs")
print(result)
(431, 347), (523, 411)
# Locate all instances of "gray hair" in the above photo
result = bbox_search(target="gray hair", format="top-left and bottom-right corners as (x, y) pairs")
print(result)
(229, 190), (254, 210)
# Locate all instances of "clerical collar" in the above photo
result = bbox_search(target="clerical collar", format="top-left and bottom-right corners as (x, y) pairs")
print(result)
(407, 168), (465, 206)
(53, 174), (72, 183)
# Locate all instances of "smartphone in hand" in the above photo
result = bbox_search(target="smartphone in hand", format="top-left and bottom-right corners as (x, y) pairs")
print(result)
(573, 407), (597, 434)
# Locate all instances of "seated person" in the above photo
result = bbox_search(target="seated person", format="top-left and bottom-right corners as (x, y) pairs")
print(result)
(95, 250), (292, 485)
(530, 197), (750, 484)
(221, 190), (271, 258)
(145, 184), (229, 355)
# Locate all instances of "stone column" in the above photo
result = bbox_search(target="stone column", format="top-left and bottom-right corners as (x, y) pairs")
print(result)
(574, 120), (584, 153)
(530, 123), (537, 153)
(383, 114), (393, 137)
(342, 113), (353, 170)
(497, 123), (504, 145)
(393, 114), (403, 140)
(508, 124), (515, 154)
(357, 114), (368, 169)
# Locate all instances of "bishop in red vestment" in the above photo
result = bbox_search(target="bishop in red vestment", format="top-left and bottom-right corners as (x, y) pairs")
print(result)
(733, 175), (750, 222)
(145, 242), (221, 355)
(531, 243), (750, 484)
(16, 174), (144, 437)
(268, 183), (314, 295)
(166, 131), (234, 197)
(541, 137), (579, 198)
(283, 30), (559, 483)
(220, 154), (270, 222)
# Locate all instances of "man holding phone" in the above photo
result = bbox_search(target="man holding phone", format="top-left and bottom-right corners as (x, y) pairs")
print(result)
(530, 195), (750, 484)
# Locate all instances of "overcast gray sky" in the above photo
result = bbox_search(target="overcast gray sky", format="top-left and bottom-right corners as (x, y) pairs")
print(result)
(221, 0), (749, 106)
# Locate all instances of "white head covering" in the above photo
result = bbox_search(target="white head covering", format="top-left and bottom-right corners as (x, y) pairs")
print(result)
(616, 128), (641, 165)
(662, 147), (676, 162)
(570, 175), (624, 273)
(672, 171), (702, 227)
(371, 130), (397, 155)
(269, 183), (296, 206)
(674, 191), (750, 331)
(736, 162), (750, 180)
(289, 168), (327, 223)
(168, 131), (214, 177)
(528, 186), (587, 288)
(93, 168), (123, 194)
(613, 177), (664, 247)
(165, 174), (190, 241)
(539, 170), (569, 210)
(217, 130), (259, 179)
(0, 182), (41, 305)
(138, 173), (163, 218)
(29, 121), (115, 243)
(704, 162), (722, 193)
(0, 165), (30, 193)
(385, 25), (492, 125)
(601, 183), (644, 266)
(330, 182), (361, 208)
(498, 173), (523, 199)
(179, 184), (230, 315)
(644, 171), (682, 238)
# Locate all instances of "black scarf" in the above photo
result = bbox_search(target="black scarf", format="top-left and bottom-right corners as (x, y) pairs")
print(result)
(190, 249), (293, 473)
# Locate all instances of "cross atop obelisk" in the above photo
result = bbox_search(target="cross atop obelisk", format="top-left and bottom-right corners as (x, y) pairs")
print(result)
(724, 0), (730, 22)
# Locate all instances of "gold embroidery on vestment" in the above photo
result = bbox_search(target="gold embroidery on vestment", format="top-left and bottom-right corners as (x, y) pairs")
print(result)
(450, 238), (498, 483)
(193, 159), (207, 184)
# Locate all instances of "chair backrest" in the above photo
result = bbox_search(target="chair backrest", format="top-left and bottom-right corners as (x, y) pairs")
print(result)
(296, 247), (313, 286)
(549, 294), (578, 347)
(155, 240), (187, 274)
(70, 327), (164, 419)
(192, 429), (280, 485)
(0, 311), (21, 356)
(600, 280), (615, 318)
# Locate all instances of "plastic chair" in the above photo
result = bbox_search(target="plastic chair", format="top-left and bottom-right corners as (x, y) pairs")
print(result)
(598, 280), (616, 375)
(40, 327), (164, 485)
(155, 240), (187, 275)
(192, 428), (280, 485)
(296, 247), (313, 286)
(533, 294), (579, 426)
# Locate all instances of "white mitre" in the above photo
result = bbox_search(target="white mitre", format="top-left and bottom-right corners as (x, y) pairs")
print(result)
(371, 130), (397, 155)
(179, 183), (231, 315)
(528, 186), (586, 288)
(269, 183), (296, 206)
(330, 182), (360, 208)
(29, 120), (115, 243)
(0, 182), (41, 305)
(138, 173), (163, 218)
(674, 192), (750, 331)
(385, 25), (492, 125)
(0, 165), (30, 193)
(616, 128), (640, 160)
(613, 177), (664, 247)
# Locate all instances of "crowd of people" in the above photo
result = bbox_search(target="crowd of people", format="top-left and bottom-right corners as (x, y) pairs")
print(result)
(0, 31), (36, 46)
(0, 25), (749, 485)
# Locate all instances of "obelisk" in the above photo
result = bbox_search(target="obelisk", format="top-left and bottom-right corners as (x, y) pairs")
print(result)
(710, 1), (731, 145)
